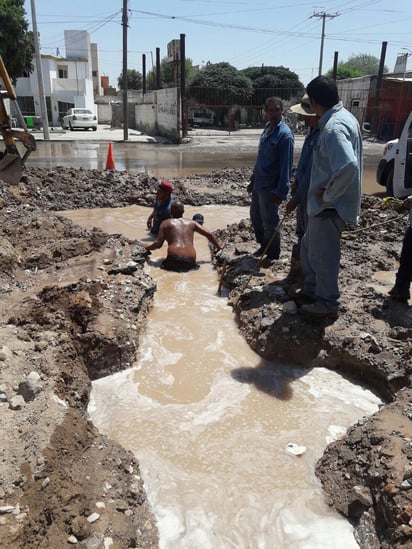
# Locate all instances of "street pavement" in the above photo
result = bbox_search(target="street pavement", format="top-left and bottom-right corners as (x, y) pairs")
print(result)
(31, 124), (157, 143)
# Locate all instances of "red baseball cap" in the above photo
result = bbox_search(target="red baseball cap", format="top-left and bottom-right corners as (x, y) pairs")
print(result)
(159, 180), (174, 192)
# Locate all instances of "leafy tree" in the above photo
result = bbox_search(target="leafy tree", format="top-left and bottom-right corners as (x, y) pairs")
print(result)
(118, 69), (143, 90)
(146, 56), (195, 90)
(0, 0), (34, 84)
(241, 65), (304, 105)
(188, 62), (253, 105)
(328, 53), (388, 79)
(333, 66), (363, 80)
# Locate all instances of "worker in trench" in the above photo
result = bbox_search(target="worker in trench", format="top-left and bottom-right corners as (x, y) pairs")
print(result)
(142, 201), (224, 272)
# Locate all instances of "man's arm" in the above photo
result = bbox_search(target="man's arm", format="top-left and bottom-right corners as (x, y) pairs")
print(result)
(142, 224), (166, 250)
(146, 211), (154, 230)
(319, 129), (360, 204)
(194, 224), (224, 250)
(274, 133), (294, 202)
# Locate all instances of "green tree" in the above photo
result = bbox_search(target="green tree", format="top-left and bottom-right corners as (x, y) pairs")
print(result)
(0, 0), (34, 84)
(334, 66), (363, 80)
(241, 65), (304, 102)
(118, 69), (143, 90)
(146, 56), (195, 90)
(188, 62), (253, 105)
(328, 53), (388, 79)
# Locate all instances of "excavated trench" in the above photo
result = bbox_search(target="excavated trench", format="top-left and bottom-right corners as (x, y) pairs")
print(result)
(1, 164), (411, 548)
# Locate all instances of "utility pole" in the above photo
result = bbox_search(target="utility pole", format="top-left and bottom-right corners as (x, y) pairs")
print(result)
(122, 0), (128, 141)
(180, 34), (187, 138)
(30, 0), (49, 139)
(311, 11), (339, 76)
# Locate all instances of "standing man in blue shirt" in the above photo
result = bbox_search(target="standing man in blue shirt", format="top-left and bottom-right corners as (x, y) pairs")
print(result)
(247, 96), (294, 261)
(299, 76), (362, 320)
(147, 179), (174, 235)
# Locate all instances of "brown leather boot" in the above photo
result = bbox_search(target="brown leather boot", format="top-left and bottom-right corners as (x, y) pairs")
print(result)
(284, 257), (303, 283)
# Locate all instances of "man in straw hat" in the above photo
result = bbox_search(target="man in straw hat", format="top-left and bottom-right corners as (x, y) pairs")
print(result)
(284, 94), (320, 283)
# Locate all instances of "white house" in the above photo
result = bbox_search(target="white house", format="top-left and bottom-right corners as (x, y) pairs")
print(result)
(14, 30), (101, 127)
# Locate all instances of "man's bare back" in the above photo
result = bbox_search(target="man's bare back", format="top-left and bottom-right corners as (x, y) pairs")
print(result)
(142, 201), (223, 272)
(159, 217), (197, 260)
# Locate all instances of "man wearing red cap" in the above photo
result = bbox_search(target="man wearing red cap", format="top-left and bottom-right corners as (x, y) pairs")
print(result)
(147, 180), (174, 235)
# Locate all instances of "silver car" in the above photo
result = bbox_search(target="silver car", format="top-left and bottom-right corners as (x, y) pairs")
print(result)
(62, 108), (97, 131)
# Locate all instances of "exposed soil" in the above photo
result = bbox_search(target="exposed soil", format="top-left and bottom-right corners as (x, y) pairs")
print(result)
(0, 165), (411, 548)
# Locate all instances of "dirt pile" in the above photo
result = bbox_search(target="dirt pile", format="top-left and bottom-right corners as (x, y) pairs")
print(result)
(1, 166), (412, 548)
(0, 175), (158, 548)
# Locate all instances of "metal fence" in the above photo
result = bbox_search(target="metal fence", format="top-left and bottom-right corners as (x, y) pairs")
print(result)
(186, 83), (412, 141)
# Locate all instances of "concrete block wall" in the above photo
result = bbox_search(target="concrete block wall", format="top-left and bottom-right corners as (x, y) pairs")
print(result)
(95, 87), (180, 141)
(156, 88), (179, 141)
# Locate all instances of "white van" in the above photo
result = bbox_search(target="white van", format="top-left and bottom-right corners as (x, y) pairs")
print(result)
(376, 112), (412, 197)
(189, 108), (214, 127)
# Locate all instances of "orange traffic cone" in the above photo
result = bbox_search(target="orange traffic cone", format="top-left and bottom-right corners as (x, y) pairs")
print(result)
(105, 142), (116, 170)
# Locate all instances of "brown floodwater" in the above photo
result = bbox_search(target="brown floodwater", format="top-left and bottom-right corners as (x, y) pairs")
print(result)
(29, 140), (384, 195)
(61, 205), (382, 548)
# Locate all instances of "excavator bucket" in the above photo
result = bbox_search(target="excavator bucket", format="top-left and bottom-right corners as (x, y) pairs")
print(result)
(0, 55), (36, 185)
(0, 152), (22, 184)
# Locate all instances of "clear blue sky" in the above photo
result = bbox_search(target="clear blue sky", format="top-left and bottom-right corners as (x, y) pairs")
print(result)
(24, 0), (412, 89)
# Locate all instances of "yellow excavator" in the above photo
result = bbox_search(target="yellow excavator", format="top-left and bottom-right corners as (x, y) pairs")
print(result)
(0, 55), (36, 184)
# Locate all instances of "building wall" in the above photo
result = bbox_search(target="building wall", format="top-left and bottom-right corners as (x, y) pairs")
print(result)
(135, 88), (180, 141)
(64, 30), (92, 81)
(157, 88), (179, 139)
(336, 76), (372, 126)
(95, 88), (180, 141)
(90, 43), (102, 97)
(14, 30), (96, 127)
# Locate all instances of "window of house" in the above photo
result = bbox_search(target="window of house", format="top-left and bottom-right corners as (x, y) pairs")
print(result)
(92, 70), (98, 77)
(58, 66), (68, 79)
(17, 96), (35, 115)
(351, 99), (360, 107)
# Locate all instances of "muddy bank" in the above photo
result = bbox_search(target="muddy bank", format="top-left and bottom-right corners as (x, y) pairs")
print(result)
(0, 166), (411, 547)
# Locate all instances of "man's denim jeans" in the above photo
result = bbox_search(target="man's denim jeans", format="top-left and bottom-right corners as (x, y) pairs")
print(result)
(250, 189), (281, 259)
(300, 211), (345, 310)
(295, 198), (308, 249)
(395, 225), (412, 295)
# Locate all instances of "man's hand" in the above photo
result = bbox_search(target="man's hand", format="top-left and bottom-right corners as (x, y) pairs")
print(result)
(246, 181), (254, 194)
(316, 188), (325, 205)
(272, 194), (282, 206)
(285, 199), (297, 214)
(146, 214), (153, 230)
(396, 198), (412, 213)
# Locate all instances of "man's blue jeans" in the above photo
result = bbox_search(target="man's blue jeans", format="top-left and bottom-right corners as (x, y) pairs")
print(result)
(395, 225), (412, 297)
(300, 210), (345, 310)
(250, 189), (281, 259)
(295, 198), (308, 255)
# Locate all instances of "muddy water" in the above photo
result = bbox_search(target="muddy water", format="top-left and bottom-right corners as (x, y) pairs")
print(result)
(30, 141), (383, 195)
(62, 205), (382, 548)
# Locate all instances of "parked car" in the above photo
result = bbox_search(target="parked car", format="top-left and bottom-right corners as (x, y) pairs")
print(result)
(377, 112), (412, 197)
(188, 108), (214, 127)
(62, 108), (97, 131)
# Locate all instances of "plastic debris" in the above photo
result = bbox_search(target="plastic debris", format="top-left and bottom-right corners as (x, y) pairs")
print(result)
(286, 442), (307, 456)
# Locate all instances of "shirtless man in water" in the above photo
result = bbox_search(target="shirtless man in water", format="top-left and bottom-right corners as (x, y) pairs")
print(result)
(143, 202), (224, 272)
